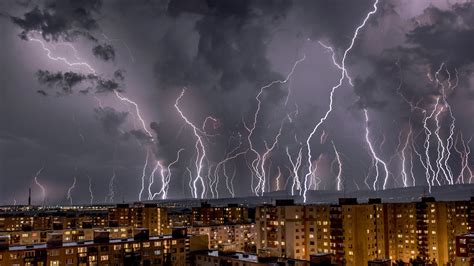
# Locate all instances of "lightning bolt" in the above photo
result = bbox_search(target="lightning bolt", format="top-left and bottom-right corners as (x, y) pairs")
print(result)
(186, 167), (194, 198)
(107, 168), (116, 203)
(175, 88), (209, 199)
(88, 176), (94, 205)
(149, 148), (185, 200)
(111, 91), (156, 201)
(33, 167), (46, 205)
(455, 133), (473, 184)
(364, 109), (390, 190)
(27, 32), (96, 73)
(331, 141), (343, 191)
(303, 0), (379, 202)
(138, 149), (150, 201)
(400, 125), (413, 187)
(247, 118), (286, 196)
(246, 55), (306, 196)
(286, 146), (303, 196)
(215, 150), (247, 198)
(113, 90), (154, 139)
(274, 166), (282, 191)
(66, 176), (77, 206)
(212, 133), (243, 198)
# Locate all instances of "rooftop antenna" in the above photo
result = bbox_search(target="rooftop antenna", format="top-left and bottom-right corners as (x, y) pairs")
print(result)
(28, 188), (31, 206)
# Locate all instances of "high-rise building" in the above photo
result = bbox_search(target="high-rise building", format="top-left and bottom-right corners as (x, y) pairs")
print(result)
(188, 223), (255, 252)
(108, 203), (169, 236)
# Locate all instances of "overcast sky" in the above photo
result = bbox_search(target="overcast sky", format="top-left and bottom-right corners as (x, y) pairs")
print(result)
(1, 0), (473, 205)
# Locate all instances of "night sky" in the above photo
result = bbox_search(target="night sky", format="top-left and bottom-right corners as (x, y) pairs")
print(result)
(1, 0), (474, 205)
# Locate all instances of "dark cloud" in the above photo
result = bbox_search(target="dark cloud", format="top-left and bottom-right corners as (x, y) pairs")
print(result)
(92, 43), (115, 61)
(95, 77), (121, 93)
(36, 70), (92, 95)
(352, 2), (474, 113)
(36, 89), (48, 96)
(155, 0), (291, 91)
(10, 0), (102, 42)
(405, 3), (474, 69)
(35, 70), (124, 95)
(113, 69), (125, 81)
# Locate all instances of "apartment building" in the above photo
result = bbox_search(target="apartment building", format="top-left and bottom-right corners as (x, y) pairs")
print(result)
(191, 203), (249, 227)
(256, 200), (314, 260)
(0, 226), (134, 246)
(188, 223), (255, 252)
(108, 203), (169, 236)
(0, 210), (107, 232)
(256, 197), (474, 265)
(0, 228), (191, 266)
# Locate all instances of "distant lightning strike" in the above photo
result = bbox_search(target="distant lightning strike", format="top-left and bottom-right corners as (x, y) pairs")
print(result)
(216, 150), (247, 198)
(88, 176), (94, 205)
(149, 148), (185, 200)
(223, 154), (244, 198)
(66, 176), (77, 205)
(275, 166), (282, 191)
(138, 149), (150, 201)
(175, 88), (208, 199)
(416, 64), (459, 189)
(287, 146), (303, 196)
(33, 167), (46, 205)
(254, 121), (285, 196)
(331, 141), (343, 191)
(400, 126), (413, 187)
(454, 133), (473, 184)
(108, 168), (116, 203)
(112, 91), (156, 201)
(212, 134), (244, 198)
(364, 109), (390, 190)
(433, 64), (451, 185)
(303, 0), (379, 202)
(246, 55), (305, 196)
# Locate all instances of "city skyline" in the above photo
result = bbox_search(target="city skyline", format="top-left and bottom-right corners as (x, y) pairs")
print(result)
(2, 0), (474, 204)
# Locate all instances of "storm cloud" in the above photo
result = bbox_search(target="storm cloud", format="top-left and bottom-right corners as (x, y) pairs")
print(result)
(1, 0), (474, 204)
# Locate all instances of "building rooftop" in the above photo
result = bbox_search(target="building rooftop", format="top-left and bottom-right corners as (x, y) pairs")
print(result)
(4, 234), (177, 252)
(207, 250), (259, 263)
